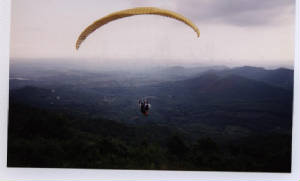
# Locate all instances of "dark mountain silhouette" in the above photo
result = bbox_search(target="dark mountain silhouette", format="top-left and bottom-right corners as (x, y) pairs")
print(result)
(10, 70), (293, 132)
(8, 65), (293, 171)
(202, 74), (291, 100)
(215, 66), (294, 90)
(154, 72), (292, 103)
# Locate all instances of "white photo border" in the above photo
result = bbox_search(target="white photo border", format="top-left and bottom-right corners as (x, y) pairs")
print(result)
(1, 0), (299, 180)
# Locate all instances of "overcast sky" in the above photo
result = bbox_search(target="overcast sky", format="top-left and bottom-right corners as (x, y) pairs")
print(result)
(10, 0), (295, 68)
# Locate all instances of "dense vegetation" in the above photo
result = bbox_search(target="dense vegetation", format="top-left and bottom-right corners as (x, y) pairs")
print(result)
(8, 103), (291, 172)
(8, 65), (293, 172)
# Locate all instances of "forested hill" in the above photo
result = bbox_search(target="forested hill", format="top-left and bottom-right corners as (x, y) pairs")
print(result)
(8, 103), (291, 171)
(8, 65), (293, 171)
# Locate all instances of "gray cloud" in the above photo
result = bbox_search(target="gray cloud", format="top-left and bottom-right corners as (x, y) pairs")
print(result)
(176, 0), (295, 26)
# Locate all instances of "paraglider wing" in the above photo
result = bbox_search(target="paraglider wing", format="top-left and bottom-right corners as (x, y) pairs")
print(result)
(76, 7), (200, 49)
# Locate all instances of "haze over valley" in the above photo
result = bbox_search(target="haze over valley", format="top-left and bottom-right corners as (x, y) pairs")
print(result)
(8, 60), (294, 171)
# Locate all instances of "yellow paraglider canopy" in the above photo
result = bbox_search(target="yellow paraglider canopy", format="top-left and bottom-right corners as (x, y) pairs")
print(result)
(76, 7), (200, 50)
